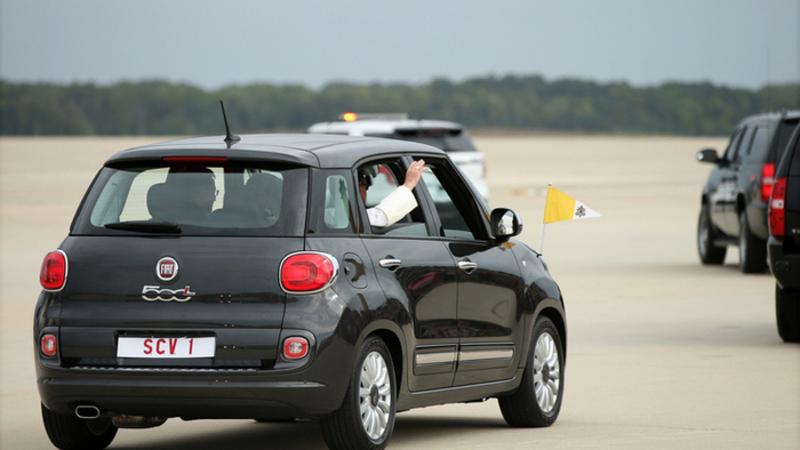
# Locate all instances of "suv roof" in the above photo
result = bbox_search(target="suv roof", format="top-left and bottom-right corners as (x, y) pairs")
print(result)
(307, 117), (465, 137)
(106, 133), (446, 168)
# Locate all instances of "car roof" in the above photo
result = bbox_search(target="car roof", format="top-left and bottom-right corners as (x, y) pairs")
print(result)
(307, 119), (464, 136)
(105, 133), (446, 168)
(740, 110), (800, 124)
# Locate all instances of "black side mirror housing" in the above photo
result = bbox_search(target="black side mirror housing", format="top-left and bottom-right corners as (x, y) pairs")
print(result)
(490, 208), (523, 243)
(697, 149), (720, 164)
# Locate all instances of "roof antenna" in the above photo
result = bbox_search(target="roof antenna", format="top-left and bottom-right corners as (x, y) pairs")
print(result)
(219, 100), (240, 148)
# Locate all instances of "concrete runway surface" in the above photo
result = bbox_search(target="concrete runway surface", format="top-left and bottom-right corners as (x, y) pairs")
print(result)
(1, 135), (798, 449)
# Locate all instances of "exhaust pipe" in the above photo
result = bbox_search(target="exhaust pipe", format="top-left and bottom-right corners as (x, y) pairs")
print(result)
(74, 405), (101, 419)
(112, 415), (167, 429)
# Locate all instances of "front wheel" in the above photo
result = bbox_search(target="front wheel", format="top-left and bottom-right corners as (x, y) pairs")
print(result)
(320, 336), (396, 450)
(498, 316), (564, 427)
(776, 285), (800, 342)
(41, 403), (117, 450)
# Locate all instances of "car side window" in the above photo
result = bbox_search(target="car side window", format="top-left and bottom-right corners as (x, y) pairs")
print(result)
(746, 125), (771, 160)
(324, 174), (351, 229)
(723, 127), (745, 162)
(419, 160), (488, 241)
(357, 159), (428, 237)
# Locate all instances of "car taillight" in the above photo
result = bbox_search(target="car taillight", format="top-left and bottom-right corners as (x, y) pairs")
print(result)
(41, 334), (57, 357)
(282, 337), (309, 359)
(40, 250), (67, 291)
(761, 163), (775, 202)
(280, 252), (338, 293)
(769, 177), (787, 237)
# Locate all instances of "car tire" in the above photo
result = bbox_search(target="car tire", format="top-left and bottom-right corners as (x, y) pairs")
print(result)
(498, 316), (564, 427)
(738, 211), (767, 273)
(320, 336), (396, 450)
(41, 403), (117, 450)
(698, 203), (726, 265)
(776, 285), (800, 343)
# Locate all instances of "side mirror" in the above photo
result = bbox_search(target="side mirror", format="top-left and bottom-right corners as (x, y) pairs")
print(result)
(696, 149), (720, 164)
(490, 208), (523, 242)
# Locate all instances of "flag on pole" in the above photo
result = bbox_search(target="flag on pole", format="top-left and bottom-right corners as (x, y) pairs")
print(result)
(543, 186), (600, 224)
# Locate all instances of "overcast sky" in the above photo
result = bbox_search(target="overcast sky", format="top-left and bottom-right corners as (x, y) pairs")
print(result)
(1, 0), (797, 90)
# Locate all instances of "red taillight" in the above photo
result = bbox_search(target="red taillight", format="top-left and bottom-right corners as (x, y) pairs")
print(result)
(280, 253), (337, 293)
(761, 163), (775, 202)
(282, 337), (309, 359)
(40, 250), (67, 291)
(41, 334), (57, 356)
(769, 177), (787, 237)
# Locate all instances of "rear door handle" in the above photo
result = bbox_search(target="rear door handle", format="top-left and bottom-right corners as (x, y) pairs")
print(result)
(379, 258), (402, 268)
(458, 260), (478, 273)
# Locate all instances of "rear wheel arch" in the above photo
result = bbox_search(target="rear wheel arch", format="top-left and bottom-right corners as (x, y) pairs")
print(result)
(357, 323), (405, 396)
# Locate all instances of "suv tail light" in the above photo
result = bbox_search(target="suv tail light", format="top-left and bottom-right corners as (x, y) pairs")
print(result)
(280, 252), (338, 293)
(769, 177), (787, 237)
(40, 250), (68, 291)
(761, 163), (776, 202)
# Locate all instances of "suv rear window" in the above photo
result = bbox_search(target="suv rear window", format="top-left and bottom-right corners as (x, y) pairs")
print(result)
(774, 118), (800, 162)
(371, 129), (478, 153)
(72, 162), (308, 236)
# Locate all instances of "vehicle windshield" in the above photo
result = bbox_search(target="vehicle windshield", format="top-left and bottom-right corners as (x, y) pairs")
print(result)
(72, 162), (308, 236)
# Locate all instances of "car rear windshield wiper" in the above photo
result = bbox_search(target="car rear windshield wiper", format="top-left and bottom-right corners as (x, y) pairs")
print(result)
(104, 221), (181, 234)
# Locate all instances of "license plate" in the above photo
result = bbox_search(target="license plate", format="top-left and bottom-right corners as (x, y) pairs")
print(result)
(117, 336), (215, 358)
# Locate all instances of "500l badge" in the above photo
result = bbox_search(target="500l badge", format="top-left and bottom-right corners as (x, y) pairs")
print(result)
(142, 285), (196, 302)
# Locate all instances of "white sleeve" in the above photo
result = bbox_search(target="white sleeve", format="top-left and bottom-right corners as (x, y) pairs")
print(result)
(371, 186), (418, 227)
(366, 207), (389, 227)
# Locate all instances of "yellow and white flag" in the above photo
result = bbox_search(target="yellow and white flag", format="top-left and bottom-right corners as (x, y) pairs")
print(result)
(543, 186), (600, 224)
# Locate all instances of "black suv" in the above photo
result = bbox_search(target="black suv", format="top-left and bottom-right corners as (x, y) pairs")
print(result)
(697, 111), (800, 272)
(768, 122), (800, 342)
(35, 133), (567, 450)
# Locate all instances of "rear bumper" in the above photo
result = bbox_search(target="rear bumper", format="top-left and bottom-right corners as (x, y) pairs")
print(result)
(768, 236), (800, 289)
(37, 366), (339, 419)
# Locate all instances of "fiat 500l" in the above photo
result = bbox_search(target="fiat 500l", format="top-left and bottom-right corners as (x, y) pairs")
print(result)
(35, 133), (567, 450)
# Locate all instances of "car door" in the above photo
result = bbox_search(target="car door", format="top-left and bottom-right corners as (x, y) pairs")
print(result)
(413, 156), (526, 387)
(355, 157), (460, 392)
(712, 127), (746, 235)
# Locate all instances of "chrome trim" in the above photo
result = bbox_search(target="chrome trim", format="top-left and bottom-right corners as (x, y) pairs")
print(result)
(279, 251), (340, 295)
(457, 260), (478, 272)
(379, 258), (402, 268)
(458, 349), (514, 362)
(415, 352), (456, 366)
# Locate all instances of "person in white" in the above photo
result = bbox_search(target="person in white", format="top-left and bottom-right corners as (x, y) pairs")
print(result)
(361, 159), (428, 227)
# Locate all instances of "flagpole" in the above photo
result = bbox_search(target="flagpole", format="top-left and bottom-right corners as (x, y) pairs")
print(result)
(540, 183), (551, 254)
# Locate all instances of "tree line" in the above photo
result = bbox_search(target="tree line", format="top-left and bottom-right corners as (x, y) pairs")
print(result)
(1, 75), (798, 136)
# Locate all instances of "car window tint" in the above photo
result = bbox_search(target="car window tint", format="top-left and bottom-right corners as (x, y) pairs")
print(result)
(78, 163), (306, 236)
(421, 163), (480, 240)
(324, 175), (351, 229)
(737, 126), (756, 161)
(775, 119), (800, 162)
(746, 125), (771, 160)
(723, 127), (745, 162)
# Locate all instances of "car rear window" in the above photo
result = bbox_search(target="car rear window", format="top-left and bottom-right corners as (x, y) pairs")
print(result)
(373, 129), (479, 153)
(774, 118), (800, 163)
(72, 162), (308, 236)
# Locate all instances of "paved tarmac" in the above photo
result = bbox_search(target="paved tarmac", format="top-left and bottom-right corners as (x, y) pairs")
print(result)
(1, 135), (798, 449)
